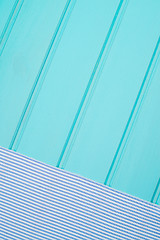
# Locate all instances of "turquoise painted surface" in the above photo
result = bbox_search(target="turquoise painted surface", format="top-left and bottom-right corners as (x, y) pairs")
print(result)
(0, 0), (15, 38)
(0, 0), (67, 146)
(0, 0), (160, 204)
(17, 0), (120, 165)
(112, 52), (160, 202)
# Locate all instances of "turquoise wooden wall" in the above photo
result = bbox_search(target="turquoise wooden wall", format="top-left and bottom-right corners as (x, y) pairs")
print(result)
(0, 0), (160, 204)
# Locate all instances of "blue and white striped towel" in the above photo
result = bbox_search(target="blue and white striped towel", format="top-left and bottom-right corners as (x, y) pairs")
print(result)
(1, 146), (160, 239)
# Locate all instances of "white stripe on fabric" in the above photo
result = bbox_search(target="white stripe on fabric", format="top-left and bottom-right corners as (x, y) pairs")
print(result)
(0, 146), (160, 240)
(1, 148), (159, 213)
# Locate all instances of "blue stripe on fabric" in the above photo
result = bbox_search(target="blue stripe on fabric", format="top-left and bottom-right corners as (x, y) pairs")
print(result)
(1, 153), (159, 221)
(1, 173), (160, 235)
(1, 151), (159, 214)
(1, 166), (159, 230)
(1, 147), (159, 212)
(2, 189), (159, 236)
(0, 146), (160, 240)
(1, 199), (159, 240)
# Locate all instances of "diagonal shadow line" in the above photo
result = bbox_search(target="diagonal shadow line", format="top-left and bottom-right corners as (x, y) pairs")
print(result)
(9, 0), (75, 150)
(104, 37), (160, 186)
(151, 178), (160, 204)
(0, 0), (18, 43)
(0, 0), (24, 56)
(56, 0), (128, 168)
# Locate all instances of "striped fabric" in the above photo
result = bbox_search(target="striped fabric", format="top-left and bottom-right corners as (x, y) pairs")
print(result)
(1, 146), (160, 240)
